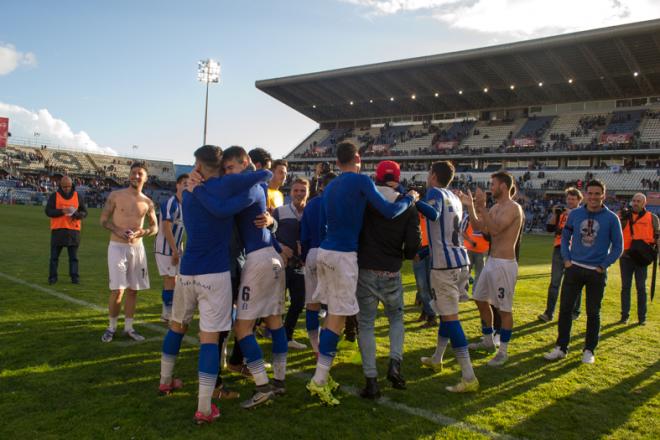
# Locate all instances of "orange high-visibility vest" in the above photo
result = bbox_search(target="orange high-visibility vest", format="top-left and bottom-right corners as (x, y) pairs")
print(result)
(553, 211), (569, 247)
(50, 192), (81, 231)
(419, 212), (429, 247)
(464, 222), (489, 254)
(623, 211), (656, 250)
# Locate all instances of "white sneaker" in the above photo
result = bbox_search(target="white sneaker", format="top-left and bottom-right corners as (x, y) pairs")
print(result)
(543, 346), (567, 361)
(582, 350), (595, 364)
(288, 339), (307, 350)
(468, 336), (496, 352)
(487, 351), (508, 367)
(493, 333), (501, 348)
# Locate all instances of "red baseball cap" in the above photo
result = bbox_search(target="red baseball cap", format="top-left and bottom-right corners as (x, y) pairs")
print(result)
(375, 160), (400, 183)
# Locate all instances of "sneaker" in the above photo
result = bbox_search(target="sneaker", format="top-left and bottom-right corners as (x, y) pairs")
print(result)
(619, 317), (629, 325)
(420, 316), (438, 329)
(288, 339), (307, 350)
(319, 309), (327, 319)
(487, 351), (508, 367)
(582, 350), (595, 364)
(272, 379), (286, 396)
(538, 313), (551, 322)
(349, 350), (362, 365)
(158, 378), (184, 395)
(327, 375), (340, 393)
(212, 384), (240, 400)
(337, 338), (357, 351)
(493, 333), (501, 348)
(543, 346), (567, 361)
(123, 329), (145, 341)
(306, 379), (340, 406)
(240, 385), (274, 409)
(193, 404), (220, 424)
(467, 337), (496, 353)
(227, 363), (251, 377)
(420, 356), (443, 372)
(638, 320), (647, 326)
(572, 313), (581, 321)
(446, 377), (479, 393)
(101, 328), (115, 343)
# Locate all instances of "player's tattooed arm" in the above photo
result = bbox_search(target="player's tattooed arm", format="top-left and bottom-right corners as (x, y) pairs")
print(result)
(99, 193), (120, 235)
(137, 200), (159, 238)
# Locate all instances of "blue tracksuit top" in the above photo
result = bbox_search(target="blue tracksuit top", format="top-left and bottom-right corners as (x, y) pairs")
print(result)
(180, 170), (271, 275)
(319, 172), (413, 253)
(560, 205), (623, 269)
(300, 195), (322, 261)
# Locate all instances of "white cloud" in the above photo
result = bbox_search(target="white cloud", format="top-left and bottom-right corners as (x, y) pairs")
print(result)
(0, 43), (37, 75)
(344, 0), (660, 37)
(0, 102), (116, 155)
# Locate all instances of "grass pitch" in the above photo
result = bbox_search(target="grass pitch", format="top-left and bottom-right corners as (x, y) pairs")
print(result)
(0, 204), (658, 440)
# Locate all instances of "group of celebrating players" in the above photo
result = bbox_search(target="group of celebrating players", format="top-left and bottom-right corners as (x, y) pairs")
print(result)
(96, 140), (627, 424)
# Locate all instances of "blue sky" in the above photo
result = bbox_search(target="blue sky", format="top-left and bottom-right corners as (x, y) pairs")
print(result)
(2, 0), (659, 164)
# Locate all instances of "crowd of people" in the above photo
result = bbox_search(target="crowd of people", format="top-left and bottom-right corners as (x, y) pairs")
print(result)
(38, 139), (659, 425)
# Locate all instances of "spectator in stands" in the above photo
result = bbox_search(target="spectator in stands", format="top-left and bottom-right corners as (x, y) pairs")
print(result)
(45, 176), (87, 284)
(618, 193), (660, 326)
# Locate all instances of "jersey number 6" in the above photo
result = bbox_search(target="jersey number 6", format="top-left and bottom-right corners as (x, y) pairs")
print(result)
(242, 286), (251, 302)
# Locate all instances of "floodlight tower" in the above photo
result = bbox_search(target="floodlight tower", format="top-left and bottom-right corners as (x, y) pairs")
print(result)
(197, 59), (221, 145)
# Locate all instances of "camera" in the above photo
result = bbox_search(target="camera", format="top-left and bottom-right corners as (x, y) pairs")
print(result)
(620, 207), (632, 220)
(553, 205), (566, 216)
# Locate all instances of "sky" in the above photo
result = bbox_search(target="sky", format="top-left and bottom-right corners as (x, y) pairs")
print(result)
(2, 0), (659, 164)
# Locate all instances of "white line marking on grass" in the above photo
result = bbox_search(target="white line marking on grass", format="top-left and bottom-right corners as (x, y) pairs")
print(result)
(1, 272), (522, 440)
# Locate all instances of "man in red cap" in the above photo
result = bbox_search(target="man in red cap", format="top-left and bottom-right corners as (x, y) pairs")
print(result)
(355, 159), (421, 398)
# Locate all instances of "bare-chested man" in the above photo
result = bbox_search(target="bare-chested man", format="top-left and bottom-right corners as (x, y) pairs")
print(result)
(100, 162), (158, 342)
(458, 171), (524, 367)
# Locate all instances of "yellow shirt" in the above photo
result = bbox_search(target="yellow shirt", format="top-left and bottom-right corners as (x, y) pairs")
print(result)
(267, 188), (284, 211)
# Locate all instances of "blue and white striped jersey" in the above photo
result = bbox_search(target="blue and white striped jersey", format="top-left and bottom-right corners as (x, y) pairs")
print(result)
(424, 187), (469, 269)
(154, 195), (184, 256)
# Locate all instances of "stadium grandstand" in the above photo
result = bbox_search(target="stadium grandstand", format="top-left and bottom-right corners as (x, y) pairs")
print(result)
(257, 18), (660, 224)
(0, 140), (179, 208)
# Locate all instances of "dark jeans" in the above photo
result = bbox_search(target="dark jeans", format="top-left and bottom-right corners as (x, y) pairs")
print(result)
(620, 256), (648, 322)
(49, 244), (79, 282)
(545, 246), (582, 319)
(344, 315), (359, 342)
(284, 267), (306, 340)
(556, 265), (606, 353)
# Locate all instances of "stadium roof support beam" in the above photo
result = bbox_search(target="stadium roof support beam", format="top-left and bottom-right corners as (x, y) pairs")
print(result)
(579, 45), (623, 98)
(483, 59), (538, 105)
(435, 69), (481, 109)
(513, 55), (561, 103)
(456, 62), (503, 107)
(543, 50), (594, 101)
(613, 38), (656, 96)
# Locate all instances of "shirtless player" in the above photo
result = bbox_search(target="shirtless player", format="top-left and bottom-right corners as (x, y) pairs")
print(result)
(100, 162), (158, 342)
(458, 171), (524, 367)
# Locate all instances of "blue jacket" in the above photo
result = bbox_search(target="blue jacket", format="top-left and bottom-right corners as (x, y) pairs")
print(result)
(560, 205), (623, 269)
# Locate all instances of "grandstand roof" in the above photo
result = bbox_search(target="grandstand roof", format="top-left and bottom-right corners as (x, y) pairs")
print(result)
(256, 19), (660, 122)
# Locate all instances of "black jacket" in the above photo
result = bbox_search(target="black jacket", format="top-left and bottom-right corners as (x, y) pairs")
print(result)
(45, 186), (88, 247)
(358, 185), (421, 272)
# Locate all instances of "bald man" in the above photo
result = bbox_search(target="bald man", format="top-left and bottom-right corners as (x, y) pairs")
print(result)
(619, 193), (660, 325)
(45, 176), (88, 284)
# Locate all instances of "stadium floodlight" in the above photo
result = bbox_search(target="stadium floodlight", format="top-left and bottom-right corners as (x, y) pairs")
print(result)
(197, 58), (221, 145)
(390, 97), (395, 101)
(369, 99), (373, 103)
(349, 101), (354, 106)
(411, 94), (416, 100)
(312, 104), (316, 108)
(633, 71), (639, 77)
(568, 78), (574, 84)
(458, 90), (463, 95)
(434, 92), (439, 97)
(538, 82), (543, 87)
(483, 87), (488, 93)
(510, 85), (515, 90)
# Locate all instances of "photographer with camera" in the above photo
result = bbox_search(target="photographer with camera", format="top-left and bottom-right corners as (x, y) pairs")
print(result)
(538, 187), (583, 322)
(618, 193), (660, 325)
(274, 178), (311, 349)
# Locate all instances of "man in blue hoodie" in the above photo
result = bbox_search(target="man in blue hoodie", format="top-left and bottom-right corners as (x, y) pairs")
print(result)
(544, 179), (623, 364)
